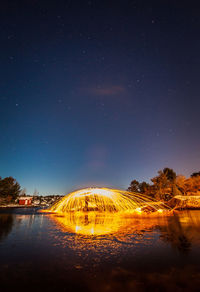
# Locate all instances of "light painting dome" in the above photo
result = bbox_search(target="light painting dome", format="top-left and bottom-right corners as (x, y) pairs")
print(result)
(48, 187), (169, 214)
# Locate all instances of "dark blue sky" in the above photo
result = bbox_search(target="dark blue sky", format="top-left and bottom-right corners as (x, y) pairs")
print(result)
(1, 1), (200, 195)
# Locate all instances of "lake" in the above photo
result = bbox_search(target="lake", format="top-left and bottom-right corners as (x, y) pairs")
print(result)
(0, 208), (200, 292)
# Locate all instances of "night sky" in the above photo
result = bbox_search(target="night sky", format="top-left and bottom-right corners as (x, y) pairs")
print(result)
(1, 1), (200, 195)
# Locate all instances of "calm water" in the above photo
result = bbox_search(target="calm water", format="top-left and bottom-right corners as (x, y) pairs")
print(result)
(0, 208), (200, 292)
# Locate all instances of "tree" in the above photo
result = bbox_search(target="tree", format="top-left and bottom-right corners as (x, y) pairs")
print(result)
(0, 177), (21, 201)
(151, 168), (177, 201)
(127, 168), (200, 202)
(127, 180), (140, 192)
(191, 171), (200, 178)
(175, 175), (200, 196)
(186, 176), (200, 194)
(175, 175), (187, 195)
(20, 188), (27, 196)
(151, 170), (170, 201)
(163, 168), (176, 182)
(128, 179), (151, 196)
(138, 181), (150, 194)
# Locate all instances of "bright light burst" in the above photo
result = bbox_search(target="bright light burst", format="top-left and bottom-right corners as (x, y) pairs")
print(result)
(47, 187), (170, 214)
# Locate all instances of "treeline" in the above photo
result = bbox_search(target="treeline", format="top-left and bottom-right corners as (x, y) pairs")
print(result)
(1, 170), (200, 205)
(127, 168), (200, 202)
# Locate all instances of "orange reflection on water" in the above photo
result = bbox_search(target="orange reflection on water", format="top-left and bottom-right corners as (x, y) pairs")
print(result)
(49, 211), (170, 236)
(47, 210), (200, 260)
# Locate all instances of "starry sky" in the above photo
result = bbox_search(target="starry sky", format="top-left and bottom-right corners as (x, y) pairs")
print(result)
(1, 0), (200, 195)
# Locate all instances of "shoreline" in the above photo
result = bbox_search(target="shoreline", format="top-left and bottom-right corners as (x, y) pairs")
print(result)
(0, 204), (41, 208)
(1, 205), (200, 211)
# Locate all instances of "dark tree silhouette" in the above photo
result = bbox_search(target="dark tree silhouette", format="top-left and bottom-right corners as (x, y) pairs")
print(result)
(127, 180), (140, 192)
(128, 167), (177, 201)
(128, 180), (150, 194)
(163, 167), (177, 182)
(0, 176), (21, 201)
(138, 181), (150, 193)
(191, 171), (200, 178)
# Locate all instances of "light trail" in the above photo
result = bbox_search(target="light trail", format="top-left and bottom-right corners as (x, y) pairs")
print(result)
(46, 187), (170, 214)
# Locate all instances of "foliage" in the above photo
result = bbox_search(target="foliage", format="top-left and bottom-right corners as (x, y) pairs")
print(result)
(163, 168), (176, 182)
(151, 170), (174, 201)
(19, 188), (27, 196)
(139, 182), (150, 193)
(127, 180), (150, 194)
(127, 180), (140, 192)
(128, 167), (178, 201)
(0, 176), (21, 201)
(191, 171), (200, 178)
(176, 175), (200, 196)
(128, 167), (200, 202)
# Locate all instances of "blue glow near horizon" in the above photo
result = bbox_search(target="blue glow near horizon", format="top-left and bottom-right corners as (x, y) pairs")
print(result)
(0, 1), (200, 195)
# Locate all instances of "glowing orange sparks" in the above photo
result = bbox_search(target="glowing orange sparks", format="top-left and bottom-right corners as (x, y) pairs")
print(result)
(46, 187), (170, 214)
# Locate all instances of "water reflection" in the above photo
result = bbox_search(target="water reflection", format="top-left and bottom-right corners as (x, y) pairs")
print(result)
(50, 212), (169, 236)
(87, 265), (200, 292)
(0, 209), (200, 291)
(50, 211), (200, 254)
(159, 211), (200, 254)
(50, 212), (132, 235)
(0, 214), (14, 242)
(49, 211), (200, 292)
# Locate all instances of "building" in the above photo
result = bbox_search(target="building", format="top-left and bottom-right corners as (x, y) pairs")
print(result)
(18, 197), (33, 206)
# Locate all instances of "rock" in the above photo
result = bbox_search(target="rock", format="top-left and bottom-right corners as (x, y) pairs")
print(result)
(168, 196), (200, 209)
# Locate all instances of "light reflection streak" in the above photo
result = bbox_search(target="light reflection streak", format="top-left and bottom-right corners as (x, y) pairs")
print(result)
(47, 211), (200, 263)
(49, 212), (170, 236)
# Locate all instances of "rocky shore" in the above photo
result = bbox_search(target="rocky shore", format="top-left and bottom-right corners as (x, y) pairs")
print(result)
(168, 195), (200, 210)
